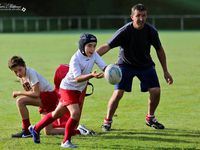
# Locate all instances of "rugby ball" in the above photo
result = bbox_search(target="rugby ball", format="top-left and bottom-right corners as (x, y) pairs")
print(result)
(104, 64), (122, 85)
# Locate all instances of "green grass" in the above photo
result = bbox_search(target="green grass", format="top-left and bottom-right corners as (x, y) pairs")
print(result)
(0, 31), (200, 150)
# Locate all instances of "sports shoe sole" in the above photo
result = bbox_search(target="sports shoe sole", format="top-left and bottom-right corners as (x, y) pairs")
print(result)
(146, 122), (165, 129)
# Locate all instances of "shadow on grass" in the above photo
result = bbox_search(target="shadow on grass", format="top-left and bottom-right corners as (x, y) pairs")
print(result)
(37, 128), (200, 149)
(96, 128), (200, 146)
(111, 128), (200, 138)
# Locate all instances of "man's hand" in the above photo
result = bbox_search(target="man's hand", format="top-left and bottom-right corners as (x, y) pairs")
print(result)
(164, 71), (173, 85)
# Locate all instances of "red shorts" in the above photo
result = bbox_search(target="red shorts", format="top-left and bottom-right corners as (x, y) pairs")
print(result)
(39, 90), (59, 114)
(59, 88), (81, 106)
(52, 88), (86, 128)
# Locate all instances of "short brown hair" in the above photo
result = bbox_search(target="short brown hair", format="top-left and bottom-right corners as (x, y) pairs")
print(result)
(8, 56), (26, 69)
(131, 3), (147, 15)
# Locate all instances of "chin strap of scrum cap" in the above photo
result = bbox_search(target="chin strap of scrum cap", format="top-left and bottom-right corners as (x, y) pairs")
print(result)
(85, 82), (94, 97)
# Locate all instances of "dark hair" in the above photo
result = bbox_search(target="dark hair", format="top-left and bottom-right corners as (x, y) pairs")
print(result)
(79, 33), (97, 56)
(8, 56), (26, 69)
(131, 3), (147, 15)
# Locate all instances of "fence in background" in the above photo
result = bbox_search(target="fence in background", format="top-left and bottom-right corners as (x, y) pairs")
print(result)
(0, 15), (200, 32)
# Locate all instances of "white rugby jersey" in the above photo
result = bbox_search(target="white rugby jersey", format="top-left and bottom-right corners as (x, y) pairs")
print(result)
(19, 67), (53, 92)
(60, 50), (107, 92)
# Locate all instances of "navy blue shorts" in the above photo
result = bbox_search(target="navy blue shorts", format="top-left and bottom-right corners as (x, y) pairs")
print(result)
(115, 66), (160, 92)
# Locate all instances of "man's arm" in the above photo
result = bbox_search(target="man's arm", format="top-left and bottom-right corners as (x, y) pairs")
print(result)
(156, 46), (173, 85)
(96, 44), (111, 56)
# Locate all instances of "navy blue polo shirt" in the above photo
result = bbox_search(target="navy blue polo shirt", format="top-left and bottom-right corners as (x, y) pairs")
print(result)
(108, 22), (162, 68)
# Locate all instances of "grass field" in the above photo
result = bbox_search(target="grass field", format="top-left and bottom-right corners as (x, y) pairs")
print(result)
(0, 31), (200, 150)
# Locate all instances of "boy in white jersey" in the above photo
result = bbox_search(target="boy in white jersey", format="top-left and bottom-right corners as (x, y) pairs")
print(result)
(29, 33), (107, 148)
(8, 56), (94, 138)
(8, 56), (67, 137)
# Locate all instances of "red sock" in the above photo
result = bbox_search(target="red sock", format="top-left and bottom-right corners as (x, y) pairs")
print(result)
(104, 118), (112, 124)
(146, 114), (155, 121)
(34, 112), (56, 133)
(146, 114), (155, 118)
(22, 118), (30, 133)
(63, 117), (78, 143)
(72, 129), (80, 136)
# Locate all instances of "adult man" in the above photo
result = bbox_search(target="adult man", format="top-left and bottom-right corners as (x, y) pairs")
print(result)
(97, 3), (173, 131)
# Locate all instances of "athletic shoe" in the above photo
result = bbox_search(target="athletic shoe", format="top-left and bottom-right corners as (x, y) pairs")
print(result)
(28, 125), (40, 143)
(11, 129), (32, 138)
(101, 118), (112, 132)
(77, 124), (96, 135)
(101, 124), (111, 132)
(61, 140), (77, 148)
(146, 116), (165, 129)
